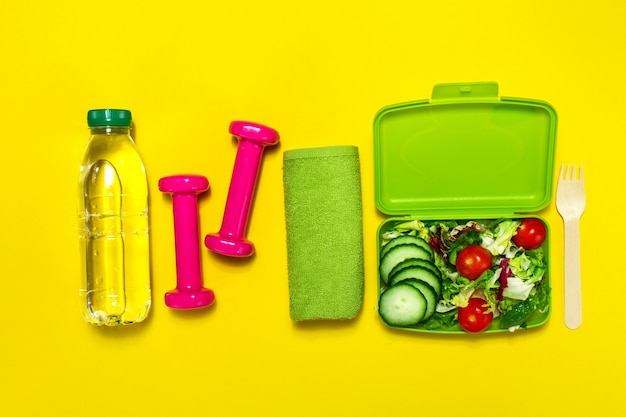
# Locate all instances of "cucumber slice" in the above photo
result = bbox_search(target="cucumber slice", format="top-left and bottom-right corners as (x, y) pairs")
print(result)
(388, 258), (441, 282)
(388, 265), (442, 297)
(381, 235), (434, 259)
(379, 244), (431, 284)
(378, 283), (427, 327)
(401, 278), (438, 320)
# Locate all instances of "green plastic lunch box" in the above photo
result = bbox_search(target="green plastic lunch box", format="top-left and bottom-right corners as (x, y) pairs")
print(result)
(373, 81), (558, 334)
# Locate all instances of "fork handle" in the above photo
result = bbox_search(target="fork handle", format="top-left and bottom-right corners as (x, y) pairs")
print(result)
(564, 218), (582, 330)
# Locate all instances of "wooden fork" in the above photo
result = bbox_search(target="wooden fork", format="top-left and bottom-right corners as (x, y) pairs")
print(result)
(555, 164), (586, 330)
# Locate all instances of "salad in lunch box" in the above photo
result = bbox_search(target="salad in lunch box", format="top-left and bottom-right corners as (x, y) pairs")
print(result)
(377, 218), (550, 333)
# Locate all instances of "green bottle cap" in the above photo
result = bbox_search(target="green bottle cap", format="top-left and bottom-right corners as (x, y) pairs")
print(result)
(87, 109), (132, 127)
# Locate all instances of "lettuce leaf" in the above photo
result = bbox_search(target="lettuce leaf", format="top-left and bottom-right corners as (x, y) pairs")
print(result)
(509, 249), (546, 284)
(481, 219), (521, 256)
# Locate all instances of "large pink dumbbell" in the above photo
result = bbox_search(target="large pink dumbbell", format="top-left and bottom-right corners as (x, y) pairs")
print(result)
(205, 121), (279, 257)
(159, 175), (215, 309)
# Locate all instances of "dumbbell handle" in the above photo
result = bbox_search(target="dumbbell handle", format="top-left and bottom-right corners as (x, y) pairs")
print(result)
(219, 140), (265, 239)
(171, 193), (204, 290)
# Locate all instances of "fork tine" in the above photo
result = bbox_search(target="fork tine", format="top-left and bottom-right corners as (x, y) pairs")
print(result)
(567, 163), (573, 179)
(558, 163), (565, 180)
(578, 164), (584, 181)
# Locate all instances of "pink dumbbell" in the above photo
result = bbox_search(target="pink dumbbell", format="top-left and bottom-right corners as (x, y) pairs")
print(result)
(159, 175), (215, 309)
(205, 121), (280, 257)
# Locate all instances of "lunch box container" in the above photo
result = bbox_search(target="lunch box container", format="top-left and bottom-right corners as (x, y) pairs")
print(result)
(374, 81), (558, 333)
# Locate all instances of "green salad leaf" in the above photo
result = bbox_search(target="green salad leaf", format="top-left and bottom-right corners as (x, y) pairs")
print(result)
(481, 219), (520, 256)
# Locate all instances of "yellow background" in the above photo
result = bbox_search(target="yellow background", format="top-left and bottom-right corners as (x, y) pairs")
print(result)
(1, 1), (624, 416)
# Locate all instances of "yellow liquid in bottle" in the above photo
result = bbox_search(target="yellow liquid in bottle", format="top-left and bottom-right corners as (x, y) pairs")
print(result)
(77, 127), (151, 325)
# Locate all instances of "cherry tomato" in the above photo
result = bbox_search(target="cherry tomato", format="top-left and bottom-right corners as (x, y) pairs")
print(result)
(512, 218), (547, 250)
(458, 298), (493, 333)
(456, 244), (492, 280)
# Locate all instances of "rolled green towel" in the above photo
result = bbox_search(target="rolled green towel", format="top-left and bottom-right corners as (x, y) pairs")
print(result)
(283, 145), (364, 321)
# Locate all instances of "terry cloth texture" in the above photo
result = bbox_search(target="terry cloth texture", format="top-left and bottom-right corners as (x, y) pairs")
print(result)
(283, 145), (364, 321)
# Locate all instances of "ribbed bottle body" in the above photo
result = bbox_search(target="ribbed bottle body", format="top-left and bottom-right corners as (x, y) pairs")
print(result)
(77, 119), (151, 326)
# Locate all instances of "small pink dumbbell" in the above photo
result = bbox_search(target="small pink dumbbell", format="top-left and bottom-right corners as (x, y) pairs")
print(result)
(205, 121), (279, 257)
(159, 175), (215, 309)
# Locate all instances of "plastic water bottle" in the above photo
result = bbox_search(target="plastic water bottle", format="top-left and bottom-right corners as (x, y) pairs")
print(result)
(77, 109), (151, 325)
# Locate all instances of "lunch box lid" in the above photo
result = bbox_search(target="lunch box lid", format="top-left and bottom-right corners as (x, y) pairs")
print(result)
(373, 82), (558, 218)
